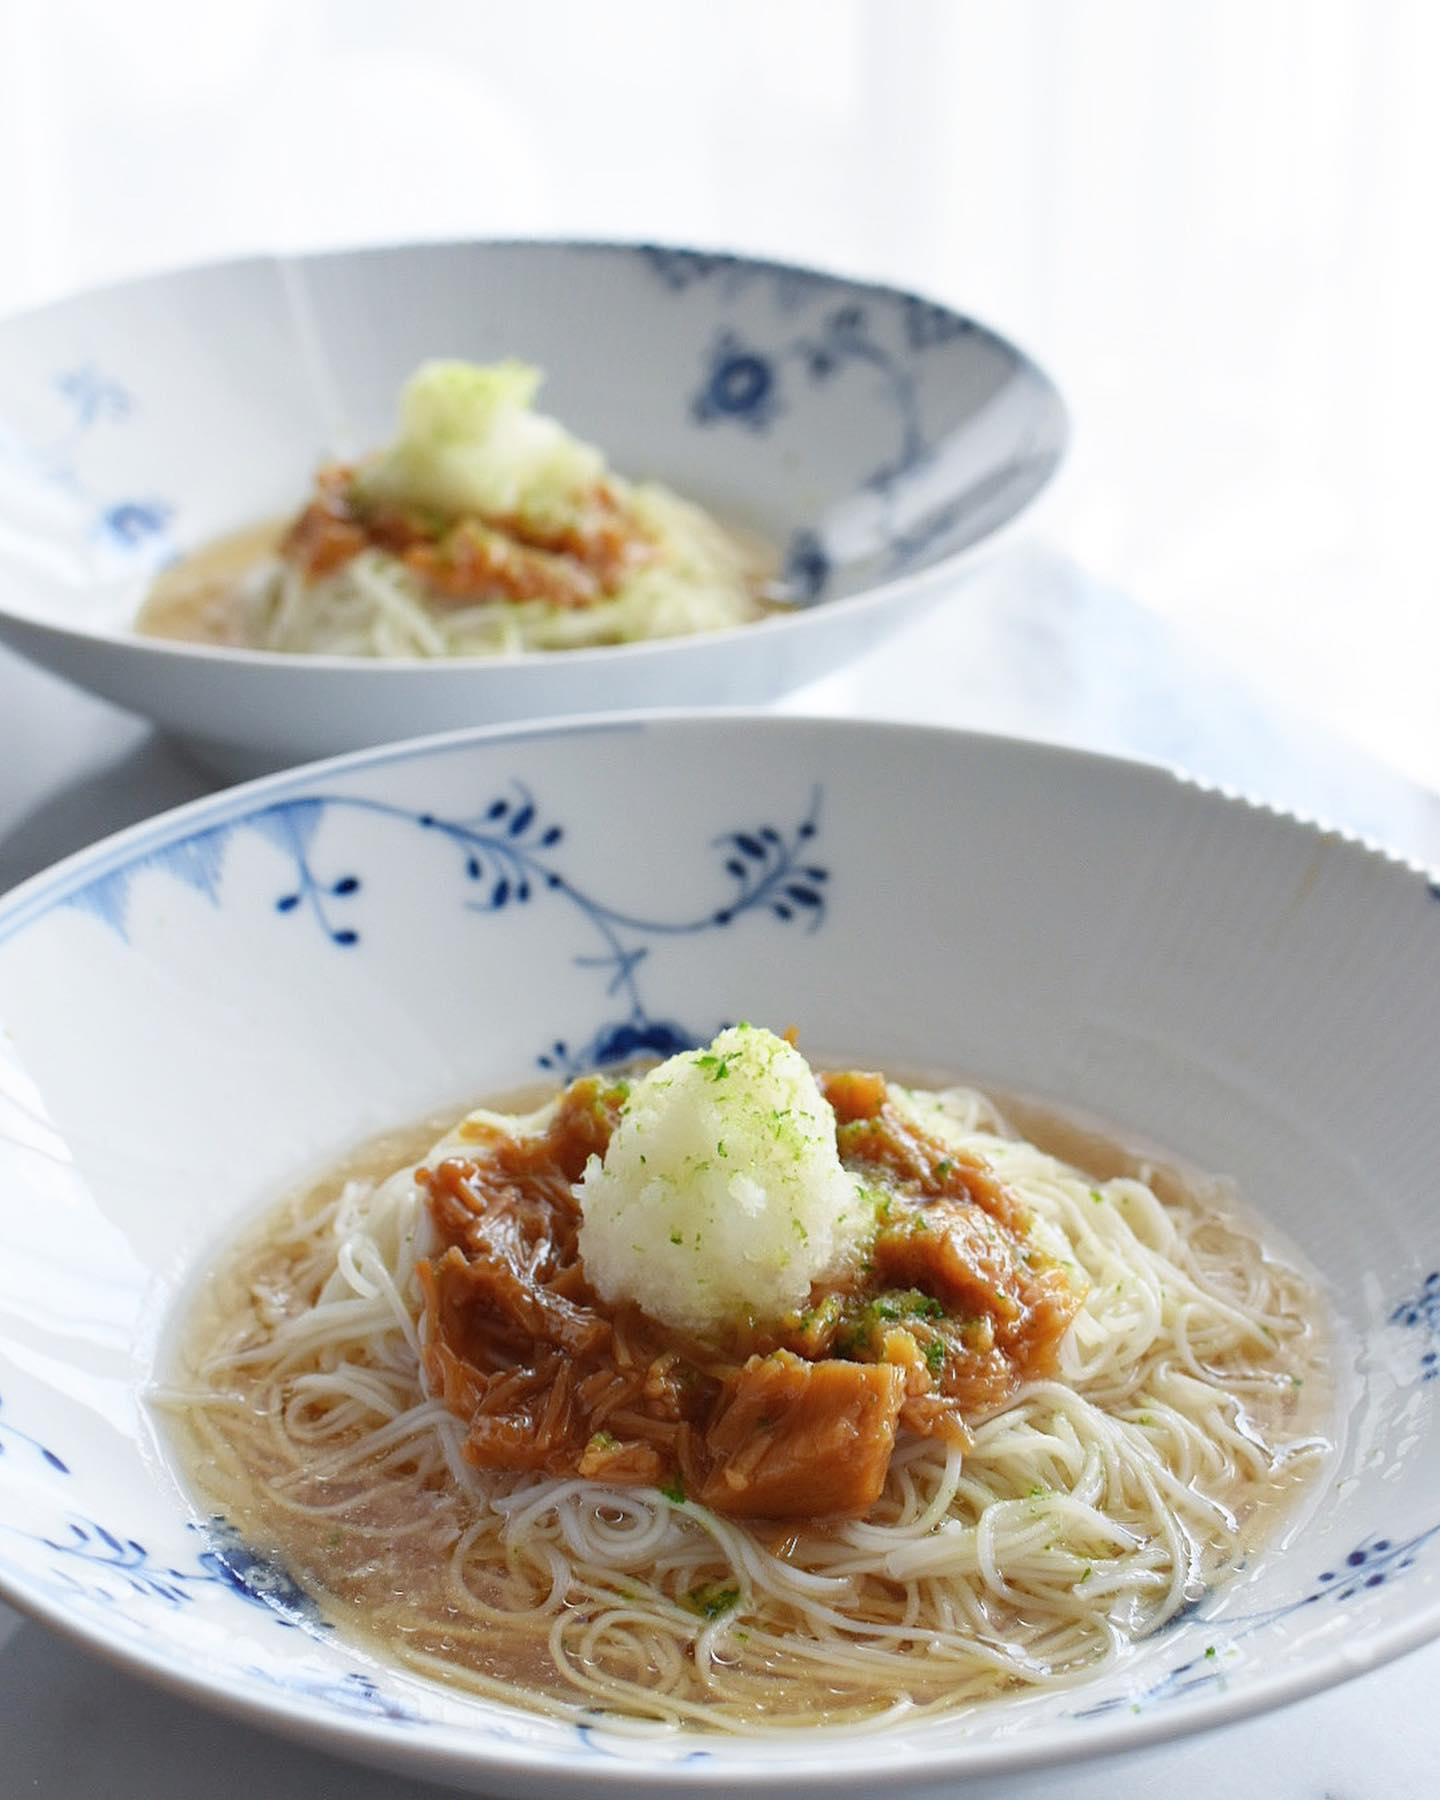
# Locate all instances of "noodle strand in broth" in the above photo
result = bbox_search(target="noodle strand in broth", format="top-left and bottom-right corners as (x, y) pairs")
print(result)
(163, 1081), (1328, 1734)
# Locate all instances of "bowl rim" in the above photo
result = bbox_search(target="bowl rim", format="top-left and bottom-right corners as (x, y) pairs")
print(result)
(0, 234), (1068, 678)
(0, 707), (1436, 1790)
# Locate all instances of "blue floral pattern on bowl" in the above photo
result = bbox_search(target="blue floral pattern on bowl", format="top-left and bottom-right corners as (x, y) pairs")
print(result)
(63, 777), (827, 1076)
(0, 364), (174, 566)
(1392, 1269), (1440, 1382)
(1078, 1527), (1440, 1719)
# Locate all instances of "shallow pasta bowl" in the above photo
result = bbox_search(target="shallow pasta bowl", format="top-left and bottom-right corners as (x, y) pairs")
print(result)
(0, 712), (1438, 1795)
(0, 240), (1064, 775)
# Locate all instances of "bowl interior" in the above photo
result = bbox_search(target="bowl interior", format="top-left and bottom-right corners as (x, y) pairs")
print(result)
(0, 715), (1437, 1788)
(0, 242), (1064, 643)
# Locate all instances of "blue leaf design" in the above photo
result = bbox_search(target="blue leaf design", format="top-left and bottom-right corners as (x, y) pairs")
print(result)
(49, 778), (829, 1079)
(1075, 1524), (1440, 1719)
(153, 826), (230, 906)
(0, 1395), (69, 1474)
(249, 798), (324, 862)
(1391, 1269), (1440, 1381)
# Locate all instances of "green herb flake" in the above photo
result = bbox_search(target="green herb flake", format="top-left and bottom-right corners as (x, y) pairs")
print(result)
(669, 1229), (684, 1246)
(1077, 1566), (1092, 1585)
(1090, 1188), (1105, 1204)
(1204, 1645), (1217, 1660)
(660, 1476), (686, 1504)
(924, 1339), (946, 1377)
(683, 1582), (741, 1620)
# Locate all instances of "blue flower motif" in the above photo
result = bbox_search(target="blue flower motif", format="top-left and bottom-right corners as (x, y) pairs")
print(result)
(1391, 1268), (1440, 1381)
(99, 499), (172, 548)
(692, 332), (780, 431)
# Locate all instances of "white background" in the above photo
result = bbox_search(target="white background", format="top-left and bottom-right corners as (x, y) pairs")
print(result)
(0, 0), (1435, 793)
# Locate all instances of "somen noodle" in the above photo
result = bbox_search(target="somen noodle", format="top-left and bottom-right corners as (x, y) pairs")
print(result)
(162, 1045), (1328, 1734)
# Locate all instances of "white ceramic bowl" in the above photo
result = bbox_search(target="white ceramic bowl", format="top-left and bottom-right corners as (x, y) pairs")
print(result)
(0, 242), (1064, 775)
(1, 713), (1437, 1796)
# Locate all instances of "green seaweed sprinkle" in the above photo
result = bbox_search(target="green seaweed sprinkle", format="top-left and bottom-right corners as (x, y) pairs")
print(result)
(684, 1583), (741, 1620)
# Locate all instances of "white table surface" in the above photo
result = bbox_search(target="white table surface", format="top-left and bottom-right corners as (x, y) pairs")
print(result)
(2, 541), (1438, 1796)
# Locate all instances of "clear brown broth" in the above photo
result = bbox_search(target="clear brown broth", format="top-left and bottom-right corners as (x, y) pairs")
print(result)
(162, 1074), (1333, 1728)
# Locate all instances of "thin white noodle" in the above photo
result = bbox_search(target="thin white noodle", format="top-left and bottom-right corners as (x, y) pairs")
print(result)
(163, 1084), (1330, 1733)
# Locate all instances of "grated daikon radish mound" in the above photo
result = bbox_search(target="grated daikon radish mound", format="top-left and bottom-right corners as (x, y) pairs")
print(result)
(575, 1025), (869, 1334)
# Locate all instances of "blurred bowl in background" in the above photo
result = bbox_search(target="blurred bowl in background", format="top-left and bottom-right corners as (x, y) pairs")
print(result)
(0, 240), (1065, 774)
